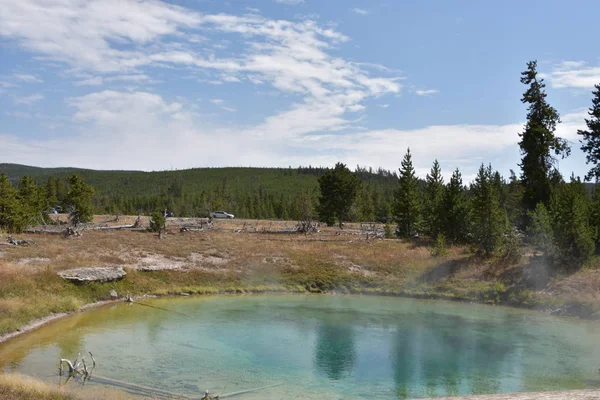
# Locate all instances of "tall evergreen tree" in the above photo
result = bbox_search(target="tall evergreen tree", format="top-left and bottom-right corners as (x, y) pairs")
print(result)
(45, 177), (59, 208)
(424, 160), (445, 238)
(550, 176), (595, 268)
(578, 84), (600, 182)
(527, 203), (555, 257)
(470, 164), (505, 256)
(317, 163), (361, 228)
(17, 175), (43, 227)
(443, 168), (469, 243)
(519, 60), (570, 212)
(393, 148), (422, 238)
(505, 170), (525, 228)
(358, 187), (375, 222)
(589, 188), (600, 254)
(65, 174), (95, 226)
(0, 173), (22, 233)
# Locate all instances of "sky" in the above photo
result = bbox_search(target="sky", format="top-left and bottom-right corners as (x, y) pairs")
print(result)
(1, 0), (599, 182)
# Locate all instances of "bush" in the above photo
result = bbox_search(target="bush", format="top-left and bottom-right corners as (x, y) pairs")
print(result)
(384, 223), (393, 239)
(431, 233), (448, 257)
(149, 211), (165, 233)
(502, 227), (523, 264)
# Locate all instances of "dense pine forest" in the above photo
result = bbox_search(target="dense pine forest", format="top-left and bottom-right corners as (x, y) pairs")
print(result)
(0, 164), (398, 222)
(1, 61), (600, 271)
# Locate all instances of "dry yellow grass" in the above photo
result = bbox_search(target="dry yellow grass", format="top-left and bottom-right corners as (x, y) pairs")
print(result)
(0, 373), (134, 400)
(0, 373), (76, 400)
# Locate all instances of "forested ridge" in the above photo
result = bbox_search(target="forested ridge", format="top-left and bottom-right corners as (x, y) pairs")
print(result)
(0, 164), (399, 221)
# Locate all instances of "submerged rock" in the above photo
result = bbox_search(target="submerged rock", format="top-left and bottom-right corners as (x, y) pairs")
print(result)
(58, 267), (126, 283)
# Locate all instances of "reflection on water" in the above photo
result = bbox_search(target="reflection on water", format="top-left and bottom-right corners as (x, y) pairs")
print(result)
(314, 324), (356, 380)
(1, 295), (600, 399)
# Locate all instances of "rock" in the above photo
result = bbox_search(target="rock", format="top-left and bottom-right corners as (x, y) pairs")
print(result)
(58, 267), (126, 283)
(110, 289), (118, 298)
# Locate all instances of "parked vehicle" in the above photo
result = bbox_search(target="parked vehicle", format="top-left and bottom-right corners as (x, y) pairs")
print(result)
(210, 211), (234, 219)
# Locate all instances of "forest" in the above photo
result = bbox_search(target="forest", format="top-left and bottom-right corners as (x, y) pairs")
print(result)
(1, 61), (600, 270)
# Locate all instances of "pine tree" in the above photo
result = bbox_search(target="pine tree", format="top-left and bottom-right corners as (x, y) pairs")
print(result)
(519, 60), (570, 212)
(65, 174), (95, 226)
(470, 164), (505, 256)
(550, 176), (594, 269)
(358, 187), (375, 222)
(443, 168), (469, 243)
(149, 210), (166, 238)
(424, 160), (445, 238)
(393, 148), (422, 238)
(17, 175), (42, 228)
(589, 188), (600, 254)
(46, 177), (59, 208)
(317, 163), (361, 228)
(578, 84), (600, 182)
(0, 173), (22, 233)
(527, 203), (555, 257)
(505, 170), (525, 228)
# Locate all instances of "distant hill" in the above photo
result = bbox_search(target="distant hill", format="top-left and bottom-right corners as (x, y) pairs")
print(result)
(0, 163), (398, 220)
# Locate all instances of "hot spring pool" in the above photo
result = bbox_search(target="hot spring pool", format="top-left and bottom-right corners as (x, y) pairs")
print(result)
(2, 295), (600, 399)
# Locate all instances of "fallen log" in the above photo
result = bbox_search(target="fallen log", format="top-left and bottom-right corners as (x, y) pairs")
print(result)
(86, 224), (136, 230)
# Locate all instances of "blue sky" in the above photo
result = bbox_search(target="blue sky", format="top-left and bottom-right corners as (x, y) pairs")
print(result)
(1, 0), (599, 181)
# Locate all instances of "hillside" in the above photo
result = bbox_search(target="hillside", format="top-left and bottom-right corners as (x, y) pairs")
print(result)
(0, 163), (398, 220)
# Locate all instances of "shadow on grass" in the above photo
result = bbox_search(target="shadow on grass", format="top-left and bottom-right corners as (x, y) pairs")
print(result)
(419, 257), (475, 284)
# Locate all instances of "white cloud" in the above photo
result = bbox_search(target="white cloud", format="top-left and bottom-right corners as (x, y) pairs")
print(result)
(544, 61), (600, 89)
(415, 89), (439, 96)
(14, 94), (44, 105)
(352, 8), (369, 15)
(13, 74), (43, 83)
(0, 81), (16, 88)
(5, 111), (33, 118)
(0, 89), (588, 181)
(74, 77), (104, 86)
(275, 0), (305, 5)
(222, 106), (236, 112)
(210, 99), (224, 104)
(377, 104), (389, 108)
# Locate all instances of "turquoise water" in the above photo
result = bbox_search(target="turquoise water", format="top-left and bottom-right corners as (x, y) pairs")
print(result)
(2, 295), (600, 399)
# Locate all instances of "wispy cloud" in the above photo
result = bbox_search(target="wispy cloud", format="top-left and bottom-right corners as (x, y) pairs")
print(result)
(275, 0), (305, 5)
(14, 94), (44, 105)
(377, 104), (389, 108)
(352, 8), (369, 15)
(74, 77), (104, 86)
(0, 89), (588, 181)
(13, 74), (43, 83)
(210, 99), (224, 104)
(543, 61), (600, 89)
(415, 89), (439, 96)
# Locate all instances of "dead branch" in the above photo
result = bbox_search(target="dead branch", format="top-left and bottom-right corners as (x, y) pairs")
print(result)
(6, 236), (37, 246)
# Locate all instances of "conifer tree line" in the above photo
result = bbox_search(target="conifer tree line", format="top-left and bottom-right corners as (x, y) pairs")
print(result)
(359, 61), (599, 269)
(0, 173), (94, 232)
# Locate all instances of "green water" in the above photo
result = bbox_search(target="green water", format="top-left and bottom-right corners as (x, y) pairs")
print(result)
(2, 295), (600, 399)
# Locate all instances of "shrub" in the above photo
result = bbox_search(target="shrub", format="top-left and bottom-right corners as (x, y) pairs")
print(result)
(149, 211), (165, 233)
(431, 233), (448, 257)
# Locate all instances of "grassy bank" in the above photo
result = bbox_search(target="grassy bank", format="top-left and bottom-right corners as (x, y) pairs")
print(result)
(0, 373), (131, 400)
(1, 217), (600, 337)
